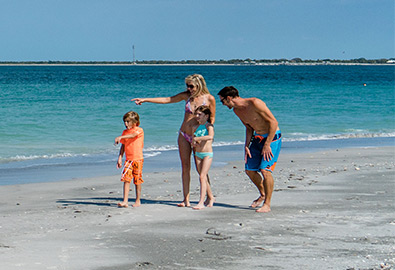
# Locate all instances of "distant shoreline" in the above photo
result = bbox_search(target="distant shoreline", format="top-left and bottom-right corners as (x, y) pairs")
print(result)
(0, 58), (394, 67)
(0, 62), (394, 67)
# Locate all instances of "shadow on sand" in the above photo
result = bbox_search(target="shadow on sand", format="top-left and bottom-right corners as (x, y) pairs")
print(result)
(56, 197), (251, 210)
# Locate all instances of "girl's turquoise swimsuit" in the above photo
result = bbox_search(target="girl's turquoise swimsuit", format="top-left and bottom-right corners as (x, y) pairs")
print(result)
(194, 124), (213, 159)
(194, 124), (208, 137)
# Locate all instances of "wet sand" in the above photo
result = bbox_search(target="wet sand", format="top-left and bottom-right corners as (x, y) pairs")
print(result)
(0, 147), (394, 269)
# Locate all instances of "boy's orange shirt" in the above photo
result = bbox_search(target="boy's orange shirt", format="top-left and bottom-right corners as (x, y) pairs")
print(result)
(120, 127), (144, 161)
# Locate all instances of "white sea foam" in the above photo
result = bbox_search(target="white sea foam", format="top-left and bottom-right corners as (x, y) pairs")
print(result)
(144, 145), (178, 152)
(1, 153), (77, 163)
(285, 132), (395, 142)
(143, 151), (161, 158)
(0, 151), (113, 165)
(1, 132), (393, 165)
(213, 141), (244, 147)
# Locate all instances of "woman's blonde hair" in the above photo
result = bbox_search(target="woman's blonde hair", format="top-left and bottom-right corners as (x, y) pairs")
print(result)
(185, 74), (210, 97)
(123, 111), (140, 126)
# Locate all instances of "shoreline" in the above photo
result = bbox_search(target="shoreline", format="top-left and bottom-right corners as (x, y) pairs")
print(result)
(1, 136), (394, 186)
(1, 63), (394, 67)
(1, 146), (394, 269)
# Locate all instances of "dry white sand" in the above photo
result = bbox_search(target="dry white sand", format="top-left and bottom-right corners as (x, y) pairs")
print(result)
(1, 147), (394, 270)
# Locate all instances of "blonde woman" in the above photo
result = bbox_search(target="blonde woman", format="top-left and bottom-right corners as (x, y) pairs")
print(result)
(132, 74), (216, 207)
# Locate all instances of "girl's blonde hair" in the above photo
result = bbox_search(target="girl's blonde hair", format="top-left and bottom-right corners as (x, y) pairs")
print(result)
(123, 111), (140, 126)
(185, 74), (210, 97)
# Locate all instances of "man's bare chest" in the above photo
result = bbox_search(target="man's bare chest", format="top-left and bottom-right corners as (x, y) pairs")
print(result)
(235, 109), (259, 125)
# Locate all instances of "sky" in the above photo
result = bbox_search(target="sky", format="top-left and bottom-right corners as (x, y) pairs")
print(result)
(0, 0), (394, 61)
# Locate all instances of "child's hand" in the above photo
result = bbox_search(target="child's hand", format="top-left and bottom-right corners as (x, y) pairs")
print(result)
(117, 157), (123, 169)
(192, 137), (199, 147)
(114, 136), (121, 145)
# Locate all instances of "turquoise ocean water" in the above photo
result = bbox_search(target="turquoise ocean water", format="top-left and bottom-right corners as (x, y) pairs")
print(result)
(1, 65), (394, 185)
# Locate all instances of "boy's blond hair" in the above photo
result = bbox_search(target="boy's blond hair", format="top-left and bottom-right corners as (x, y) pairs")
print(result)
(123, 111), (140, 126)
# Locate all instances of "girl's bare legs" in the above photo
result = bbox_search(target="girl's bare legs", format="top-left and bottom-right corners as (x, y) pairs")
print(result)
(118, 181), (130, 207)
(177, 133), (192, 207)
(205, 179), (215, 207)
(194, 153), (212, 206)
(133, 184), (141, 207)
(193, 156), (214, 210)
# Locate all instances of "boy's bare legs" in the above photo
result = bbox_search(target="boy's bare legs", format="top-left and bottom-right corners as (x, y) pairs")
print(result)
(245, 170), (265, 208)
(177, 134), (192, 207)
(132, 184), (141, 207)
(118, 181), (130, 207)
(256, 170), (274, 213)
(193, 157), (213, 210)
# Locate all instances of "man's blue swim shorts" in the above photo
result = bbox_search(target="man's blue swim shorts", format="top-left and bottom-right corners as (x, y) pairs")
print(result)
(245, 130), (282, 172)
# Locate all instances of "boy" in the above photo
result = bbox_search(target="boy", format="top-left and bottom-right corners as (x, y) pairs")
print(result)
(115, 111), (144, 207)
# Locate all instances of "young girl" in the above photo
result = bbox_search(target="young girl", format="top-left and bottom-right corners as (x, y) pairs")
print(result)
(191, 105), (215, 210)
(115, 111), (144, 208)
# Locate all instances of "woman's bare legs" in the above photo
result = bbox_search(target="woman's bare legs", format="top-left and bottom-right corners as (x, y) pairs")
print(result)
(177, 133), (192, 207)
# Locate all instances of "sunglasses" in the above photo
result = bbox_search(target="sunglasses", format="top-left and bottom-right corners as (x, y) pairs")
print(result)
(186, 84), (195, 89)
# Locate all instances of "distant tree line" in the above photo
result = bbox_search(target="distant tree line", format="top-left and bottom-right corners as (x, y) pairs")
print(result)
(1, 58), (394, 65)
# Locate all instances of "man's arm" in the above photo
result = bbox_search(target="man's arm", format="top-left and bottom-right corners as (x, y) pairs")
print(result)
(242, 121), (254, 163)
(253, 99), (278, 161)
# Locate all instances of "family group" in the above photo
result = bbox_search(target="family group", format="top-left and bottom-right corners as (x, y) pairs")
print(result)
(114, 74), (282, 213)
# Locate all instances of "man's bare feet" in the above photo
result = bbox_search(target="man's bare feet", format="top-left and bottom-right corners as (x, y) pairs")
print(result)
(117, 202), (128, 208)
(250, 195), (265, 208)
(192, 204), (205, 210)
(255, 204), (271, 213)
(177, 201), (190, 207)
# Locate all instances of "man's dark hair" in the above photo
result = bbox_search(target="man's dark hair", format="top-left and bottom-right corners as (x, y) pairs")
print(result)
(217, 86), (239, 98)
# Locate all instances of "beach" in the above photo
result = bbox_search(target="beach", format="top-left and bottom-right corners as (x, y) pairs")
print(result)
(1, 146), (394, 270)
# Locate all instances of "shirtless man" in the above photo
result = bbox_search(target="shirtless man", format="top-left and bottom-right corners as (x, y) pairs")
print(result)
(218, 86), (282, 213)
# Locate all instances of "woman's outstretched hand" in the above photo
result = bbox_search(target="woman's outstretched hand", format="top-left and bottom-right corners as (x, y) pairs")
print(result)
(131, 98), (144, 105)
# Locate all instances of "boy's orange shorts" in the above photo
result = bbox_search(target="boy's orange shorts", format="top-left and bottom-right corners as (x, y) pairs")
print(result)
(121, 159), (144, 185)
